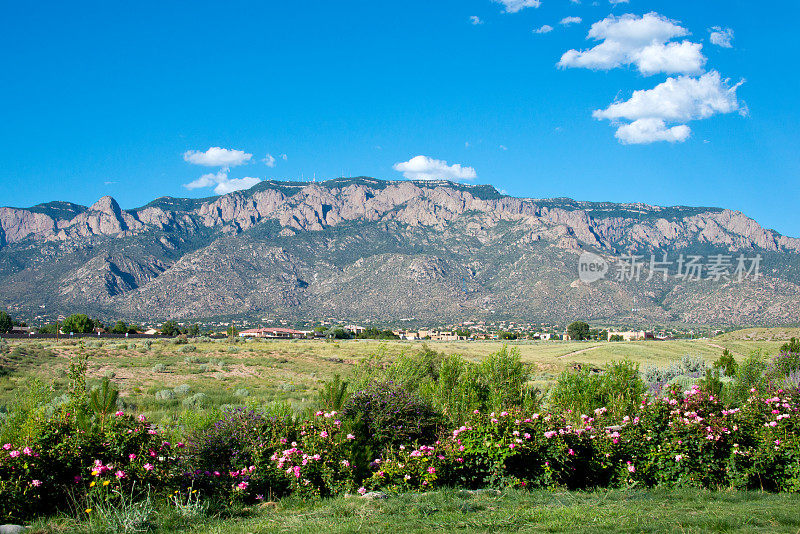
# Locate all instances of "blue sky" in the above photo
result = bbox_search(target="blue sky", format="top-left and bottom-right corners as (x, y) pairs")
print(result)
(1, 0), (798, 237)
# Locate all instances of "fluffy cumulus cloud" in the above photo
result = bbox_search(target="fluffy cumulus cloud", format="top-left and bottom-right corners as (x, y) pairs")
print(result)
(264, 154), (277, 167)
(560, 16), (582, 26)
(183, 147), (252, 168)
(609, 0), (629, 4)
(183, 171), (261, 195)
(534, 25), (554, 34)
(614, 119), (691, 144)
(593, 70), (744, 144)
(393, 155), (477, 181)
(709, 26), (734, 48)
(493, 0), (540, 13)
(558, 12), (706, 76)
(470, 15), (483, 25)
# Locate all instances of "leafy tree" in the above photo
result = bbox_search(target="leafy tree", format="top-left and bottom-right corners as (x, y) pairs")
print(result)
(326, 327), (352, 340)
(567, 321), (591, 341)
(37, 323), (58, 334)
(62, 314), (94, 334)
(110, 320), (128, 334)
(0, 311), (12, 333)
(161, 320), (179, 336)
(455, 328), (471, 338)
(226, 324), (239, 338)
(187, 323), (200, 337)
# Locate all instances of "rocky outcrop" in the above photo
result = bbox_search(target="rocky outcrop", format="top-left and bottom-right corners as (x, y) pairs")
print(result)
(3, 180), (798, 255)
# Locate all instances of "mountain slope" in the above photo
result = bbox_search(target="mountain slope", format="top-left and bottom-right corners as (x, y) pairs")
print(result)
(1, 178), (798, 326)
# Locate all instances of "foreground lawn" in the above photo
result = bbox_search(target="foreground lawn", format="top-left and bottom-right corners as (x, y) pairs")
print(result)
(32, 488), (800, 533)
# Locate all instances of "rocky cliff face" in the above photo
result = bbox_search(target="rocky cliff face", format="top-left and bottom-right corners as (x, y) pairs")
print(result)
(1, 177), (798, 325)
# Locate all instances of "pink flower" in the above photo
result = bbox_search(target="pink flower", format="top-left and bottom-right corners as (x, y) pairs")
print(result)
(627, 462), (635, 473)
(22, 447), (32, 456)
(143, 463), (154, 471)
(2, 444), (11, 450)
(341, 460), (350, 467)
(568, 449), (575, 456)
(9, 450), (20, 458)
(358, 487), (367, 495)
(320, 431), (329, 438)
(674, 455), (683, 462)
(346, 434), (355, 440)
(115, 470), (126, 479)
(129, 454), (137, 461)
(509, 444), (515, 450)
(427, 467), (436, 474)
(31, 479), (42, 487)
(138, 414), (146, 422)
(237, 481), (249, 490)
(115, 410), (124, 416)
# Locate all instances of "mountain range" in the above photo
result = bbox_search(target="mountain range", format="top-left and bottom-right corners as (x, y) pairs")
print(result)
(1, 177), (799, 327)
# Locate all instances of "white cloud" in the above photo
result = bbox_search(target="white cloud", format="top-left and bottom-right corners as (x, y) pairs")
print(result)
(709, 26), (734, 48)
(609, 0), (629, 4)
(183, 171), (261, 195)
(493, 0), (541, 13)
(560, 16), (582, 26)
(499, 145), (508, 150)
(558, 12), (706, 75)
(534, 25), (554, 34)
(393, 155), (477, 181)
(280, 154), (288, 160)
(593, 71), (744, 144)
(614, 119), (691, 144)
(183, 147), (252, 168)
(470, 15), (483, 25)
(264, 154), (276, 167)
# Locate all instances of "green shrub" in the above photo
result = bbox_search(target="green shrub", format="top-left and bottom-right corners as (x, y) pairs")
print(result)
(179, 345), (197, 353)
(342, 382), (444, 451)
(182, 393), (208, 408)
(549, 360), (646, 422)
(151, 363), (167, 373)
(155, 389), (176, 401)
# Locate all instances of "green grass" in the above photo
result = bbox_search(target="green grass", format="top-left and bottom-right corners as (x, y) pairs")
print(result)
(28, 488), (800, 533)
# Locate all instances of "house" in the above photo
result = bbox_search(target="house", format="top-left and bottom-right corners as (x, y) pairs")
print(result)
(239, 327), (310, 339)
(343, 325), (366, 335)
(143, 328), (160, 336)
(608, 330), (654, 341)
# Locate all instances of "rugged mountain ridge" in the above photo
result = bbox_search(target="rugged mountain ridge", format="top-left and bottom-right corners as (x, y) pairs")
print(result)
(1, 177), (798, 326)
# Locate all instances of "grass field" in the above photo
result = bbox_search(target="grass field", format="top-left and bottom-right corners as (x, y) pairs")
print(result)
(29, 487), (800, 533)
(0, 335), (786, 424)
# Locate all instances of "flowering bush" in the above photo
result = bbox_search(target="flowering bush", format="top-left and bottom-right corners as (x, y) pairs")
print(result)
(0, 410), (178, 521)
(270, 412), (357, 497)
(183, 409), (294, 504)
(1, 361), (800, 523)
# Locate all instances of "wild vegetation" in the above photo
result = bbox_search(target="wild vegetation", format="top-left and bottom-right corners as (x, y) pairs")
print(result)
(0, 334), (798, 531)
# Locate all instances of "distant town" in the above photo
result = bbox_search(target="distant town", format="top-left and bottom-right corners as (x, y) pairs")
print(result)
(0, 310), (725, 341)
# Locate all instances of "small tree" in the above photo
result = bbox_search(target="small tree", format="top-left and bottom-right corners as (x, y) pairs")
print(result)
(318, 374), (349, 411)
(110, 320), (128, 334)
(0, 311), (12, 333)
(567, 321), (591, 341)
(161, 320), (179, 336)
(62, 314), (94, 334)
